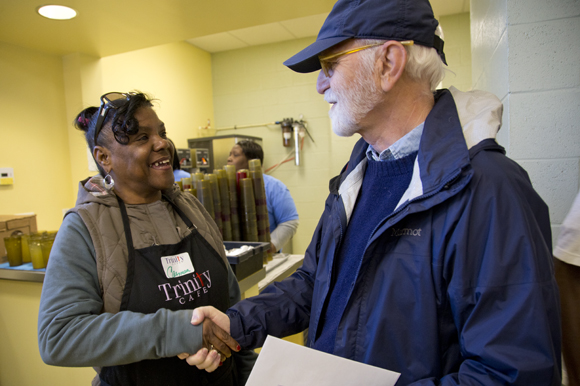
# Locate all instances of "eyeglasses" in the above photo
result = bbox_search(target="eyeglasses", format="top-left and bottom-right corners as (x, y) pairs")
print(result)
(318, 40), (414, 77)
(93, 92), (133, 146)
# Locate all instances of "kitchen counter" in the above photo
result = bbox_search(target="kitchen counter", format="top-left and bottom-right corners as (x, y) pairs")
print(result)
(0, 262), (45, 282)
(259, 254), (304, 292)
(0, 255), (305, 291)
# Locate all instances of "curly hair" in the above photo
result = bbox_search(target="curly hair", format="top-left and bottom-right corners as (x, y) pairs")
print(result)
(73, 91), (155, 175)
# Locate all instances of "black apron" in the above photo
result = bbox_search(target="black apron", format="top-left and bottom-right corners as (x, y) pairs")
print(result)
(100, 195), (237, 386)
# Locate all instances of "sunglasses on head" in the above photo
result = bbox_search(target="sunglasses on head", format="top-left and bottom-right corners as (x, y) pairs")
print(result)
(93, 92), (133, 146)
(318, 40), (414, 77)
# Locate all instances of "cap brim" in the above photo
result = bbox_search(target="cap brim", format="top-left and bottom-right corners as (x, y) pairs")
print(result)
(283, 36), (351, 73)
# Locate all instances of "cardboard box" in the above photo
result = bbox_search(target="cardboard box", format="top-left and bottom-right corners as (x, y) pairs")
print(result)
(0, 214), (37, 263)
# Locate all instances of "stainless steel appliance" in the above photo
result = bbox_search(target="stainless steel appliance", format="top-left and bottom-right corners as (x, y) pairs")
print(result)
(187, 134), (263, 174)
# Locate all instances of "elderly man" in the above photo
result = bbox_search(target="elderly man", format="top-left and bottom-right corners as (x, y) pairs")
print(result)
(184, 0), (562, 384)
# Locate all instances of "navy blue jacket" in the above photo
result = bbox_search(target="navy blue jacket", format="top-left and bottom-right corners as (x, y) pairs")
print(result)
(228, 88), (561, 385)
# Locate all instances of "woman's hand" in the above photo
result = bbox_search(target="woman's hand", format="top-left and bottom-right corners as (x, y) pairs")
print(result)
(179, 346), (222, 372)
(179, 307), (240, 372)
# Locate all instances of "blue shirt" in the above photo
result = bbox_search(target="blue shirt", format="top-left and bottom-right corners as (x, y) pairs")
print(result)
(263, 174), (299, 233)
(366, 122), (424, 161)
(173, 169), (191, 182)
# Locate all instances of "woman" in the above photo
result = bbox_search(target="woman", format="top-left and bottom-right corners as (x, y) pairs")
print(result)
(227, 140), (299, 253)
(38, 92), (255, 386)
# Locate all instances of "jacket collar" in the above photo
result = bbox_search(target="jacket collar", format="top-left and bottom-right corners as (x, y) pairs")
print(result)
(334, 87), (503, 220)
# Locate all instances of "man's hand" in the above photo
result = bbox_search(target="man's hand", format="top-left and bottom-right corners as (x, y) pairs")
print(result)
(191, 306), (231, 334)
(178, 307), (239, 372)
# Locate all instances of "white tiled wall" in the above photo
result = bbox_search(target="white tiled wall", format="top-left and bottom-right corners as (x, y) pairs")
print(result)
(471, 0), (580, 245)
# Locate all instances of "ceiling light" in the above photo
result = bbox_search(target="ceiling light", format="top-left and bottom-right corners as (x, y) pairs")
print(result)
(37, 5), (77, 20)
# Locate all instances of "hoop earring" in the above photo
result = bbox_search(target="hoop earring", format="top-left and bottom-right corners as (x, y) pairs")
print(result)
(104, 174), (115, 190)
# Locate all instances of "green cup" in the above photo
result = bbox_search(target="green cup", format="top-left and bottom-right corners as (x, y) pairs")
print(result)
(21, 234), (31, 263)
(4, 235), (23, 267)
(41, 235), (55, 267)
(29, 235), (45, 269)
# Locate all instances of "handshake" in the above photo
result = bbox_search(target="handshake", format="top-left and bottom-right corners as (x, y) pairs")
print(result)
(178, 306), (240, 372)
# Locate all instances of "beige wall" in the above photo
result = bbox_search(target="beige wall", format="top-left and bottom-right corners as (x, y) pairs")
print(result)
(211, 37), (360, 254)
(439, 12), (472, 91)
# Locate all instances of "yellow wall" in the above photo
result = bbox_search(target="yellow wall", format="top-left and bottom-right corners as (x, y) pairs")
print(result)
(439, 13), (472, 91)
(62, 53), (104, 201)
(0, 40), (215, 229)
(0, 280), (95, 385)
(100, 41), (215, 150)
(0, 42), (75, 231)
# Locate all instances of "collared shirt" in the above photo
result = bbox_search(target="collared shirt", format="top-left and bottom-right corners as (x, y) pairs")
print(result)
(366, 122), (424, 161)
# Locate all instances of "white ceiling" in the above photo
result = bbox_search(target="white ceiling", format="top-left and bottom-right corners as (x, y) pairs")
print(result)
(187, 0), (470, 53)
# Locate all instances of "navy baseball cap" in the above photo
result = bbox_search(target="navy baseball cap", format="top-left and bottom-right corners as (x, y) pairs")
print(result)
(283, 0), (446, 73)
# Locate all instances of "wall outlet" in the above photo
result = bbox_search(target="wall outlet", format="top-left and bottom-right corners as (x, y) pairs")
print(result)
(0, 168), (14, 185)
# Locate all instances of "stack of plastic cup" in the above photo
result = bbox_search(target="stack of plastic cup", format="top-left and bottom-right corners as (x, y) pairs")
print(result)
(239, 178), (259, 242)
(193, 172), (205, 183)
(4, 235), (22, 267)
(236, 169), (248, 192)
(216, 169), (232, 241)
(196, 179), (215, 219)
(225, 165), (241, 241)
(249, 159), (273, 262)
(181, 177), (193, 191)
(192, 173), (208, 200)
(204, 174), (223, 236)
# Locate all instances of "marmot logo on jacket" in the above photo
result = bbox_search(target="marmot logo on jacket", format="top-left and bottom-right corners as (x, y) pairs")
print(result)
(391, 227), (422, 237)
(158, 270), (211, 305)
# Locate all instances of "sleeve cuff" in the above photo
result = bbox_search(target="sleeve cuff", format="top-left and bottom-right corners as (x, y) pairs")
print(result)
(163, 309), (203, 356)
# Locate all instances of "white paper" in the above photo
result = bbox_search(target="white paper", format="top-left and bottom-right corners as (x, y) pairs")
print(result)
(246, 336), (400, 386)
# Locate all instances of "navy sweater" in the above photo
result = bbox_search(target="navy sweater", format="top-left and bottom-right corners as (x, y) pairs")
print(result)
(314, 152), (417, 353)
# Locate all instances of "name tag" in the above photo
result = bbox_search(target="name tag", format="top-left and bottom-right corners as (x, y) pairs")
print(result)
(161, 252), (195, 279)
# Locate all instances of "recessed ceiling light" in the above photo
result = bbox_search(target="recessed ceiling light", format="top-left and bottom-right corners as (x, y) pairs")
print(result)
(37, 5), (77, 20)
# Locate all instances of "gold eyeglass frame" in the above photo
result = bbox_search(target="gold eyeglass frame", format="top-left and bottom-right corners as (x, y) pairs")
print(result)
(318, 40), (414, 77)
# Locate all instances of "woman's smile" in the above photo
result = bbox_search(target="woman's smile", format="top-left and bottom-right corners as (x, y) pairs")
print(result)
(150, 158), (172, 169)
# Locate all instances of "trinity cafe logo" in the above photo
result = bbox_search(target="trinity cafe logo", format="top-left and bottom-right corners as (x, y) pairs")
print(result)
(158, 270), (212, 305)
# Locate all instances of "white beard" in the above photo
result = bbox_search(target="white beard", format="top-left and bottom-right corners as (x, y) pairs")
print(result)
(325, 67), (383, 137)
